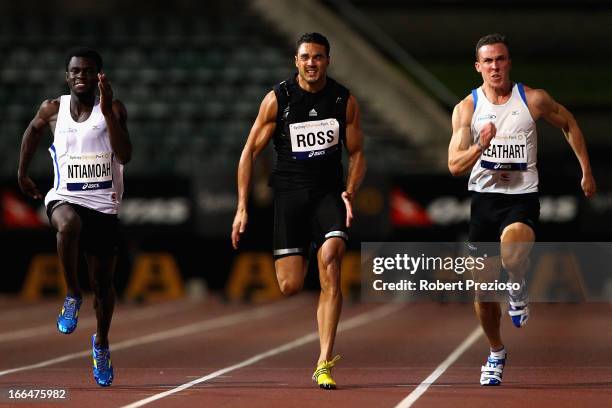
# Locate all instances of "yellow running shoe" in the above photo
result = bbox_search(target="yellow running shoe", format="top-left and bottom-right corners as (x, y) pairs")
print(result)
(312, 355), (341, 389)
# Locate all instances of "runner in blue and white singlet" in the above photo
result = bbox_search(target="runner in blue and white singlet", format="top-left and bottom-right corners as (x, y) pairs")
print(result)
(45, 94), (124, 214)
(448, 34), (596, 387)
(469, 83), (538, 194)
(17, 47), (131, 388)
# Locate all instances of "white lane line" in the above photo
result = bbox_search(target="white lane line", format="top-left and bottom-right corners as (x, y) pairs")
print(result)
(119, 303), (404, 408)
(0, 299), (200, 343)
(0, 298), (305, 377)
(394, 325), (483, 408)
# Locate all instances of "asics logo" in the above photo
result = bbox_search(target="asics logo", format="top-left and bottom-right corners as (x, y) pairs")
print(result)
(493, 163), (511, 170)
(308, 150), (325, 158)
(82, 183), (100, 190)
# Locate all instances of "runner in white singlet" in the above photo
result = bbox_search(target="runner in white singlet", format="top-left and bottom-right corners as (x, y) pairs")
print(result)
(17, 47), (131, 387)
(448, 34), (596, 386)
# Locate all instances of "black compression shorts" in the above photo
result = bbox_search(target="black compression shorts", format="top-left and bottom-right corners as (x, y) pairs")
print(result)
(47, 200), (120, 256)
(468, 192), (539, 256)
(273, 188), (348, 259)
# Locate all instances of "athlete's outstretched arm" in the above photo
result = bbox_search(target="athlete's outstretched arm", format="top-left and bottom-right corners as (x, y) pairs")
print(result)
(447, 96), (495, 176)
(98, 73), (132, 164)
(343, 95), (366, 228)
(528, 88), (596, 197)
(17, 99), (60, 199)
(232, 91), (277, 249)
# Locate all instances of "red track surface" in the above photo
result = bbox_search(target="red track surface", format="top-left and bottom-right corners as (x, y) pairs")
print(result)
(0, 294), (610, 408)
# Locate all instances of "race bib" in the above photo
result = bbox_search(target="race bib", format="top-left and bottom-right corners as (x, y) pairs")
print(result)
(289, 119), (340, 160)
(480, 133), (527, 171)
(66, 152), (113, 191)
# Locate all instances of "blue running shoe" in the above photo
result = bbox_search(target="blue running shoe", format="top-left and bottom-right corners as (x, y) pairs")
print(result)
(92, 334), (114, 387)
(508, 279), (529, 328)
(56, 296), (82, 334)
(480, 352), (506, 386)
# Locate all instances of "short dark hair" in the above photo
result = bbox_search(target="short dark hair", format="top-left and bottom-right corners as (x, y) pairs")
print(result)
(65, 47), (103, 72)
(475, 33), (510, 61)
(295, 32), (330, 57)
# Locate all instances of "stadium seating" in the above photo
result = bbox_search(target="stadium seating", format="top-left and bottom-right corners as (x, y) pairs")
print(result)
(0, 4), (421, 178)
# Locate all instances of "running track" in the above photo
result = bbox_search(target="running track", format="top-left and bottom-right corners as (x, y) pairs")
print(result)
(0, 294), (610, 407)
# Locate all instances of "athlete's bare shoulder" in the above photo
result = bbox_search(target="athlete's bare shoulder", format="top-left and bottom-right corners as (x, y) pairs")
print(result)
(458, 93), (475, 111)
(346, 94), (359, 123)
(452, 94), (475, 127)
(258, 90), (278, 123)
(262, 90), (277, 106)
(36, 98), (60, 123)
(40, 98), (60, 114)
(523, 84), (549, 101)
(522, 85), (555, 118)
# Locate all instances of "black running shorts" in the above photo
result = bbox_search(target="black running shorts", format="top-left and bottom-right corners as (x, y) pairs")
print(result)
(468, 192), (539, 256)
(273, 188), (348, 259)
(47, 200), (120, 256)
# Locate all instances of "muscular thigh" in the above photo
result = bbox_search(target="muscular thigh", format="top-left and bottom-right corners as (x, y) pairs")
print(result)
(317, 237), (345, 285)
(500, 222), (535, 270)
(499, 194), (538, 264)
(48, 201), (81, 232)
(274, 255), (307, 285)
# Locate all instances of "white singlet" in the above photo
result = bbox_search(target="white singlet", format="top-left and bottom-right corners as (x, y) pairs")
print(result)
(468, 83), (538, 194)
(44, 95), (124, 214)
